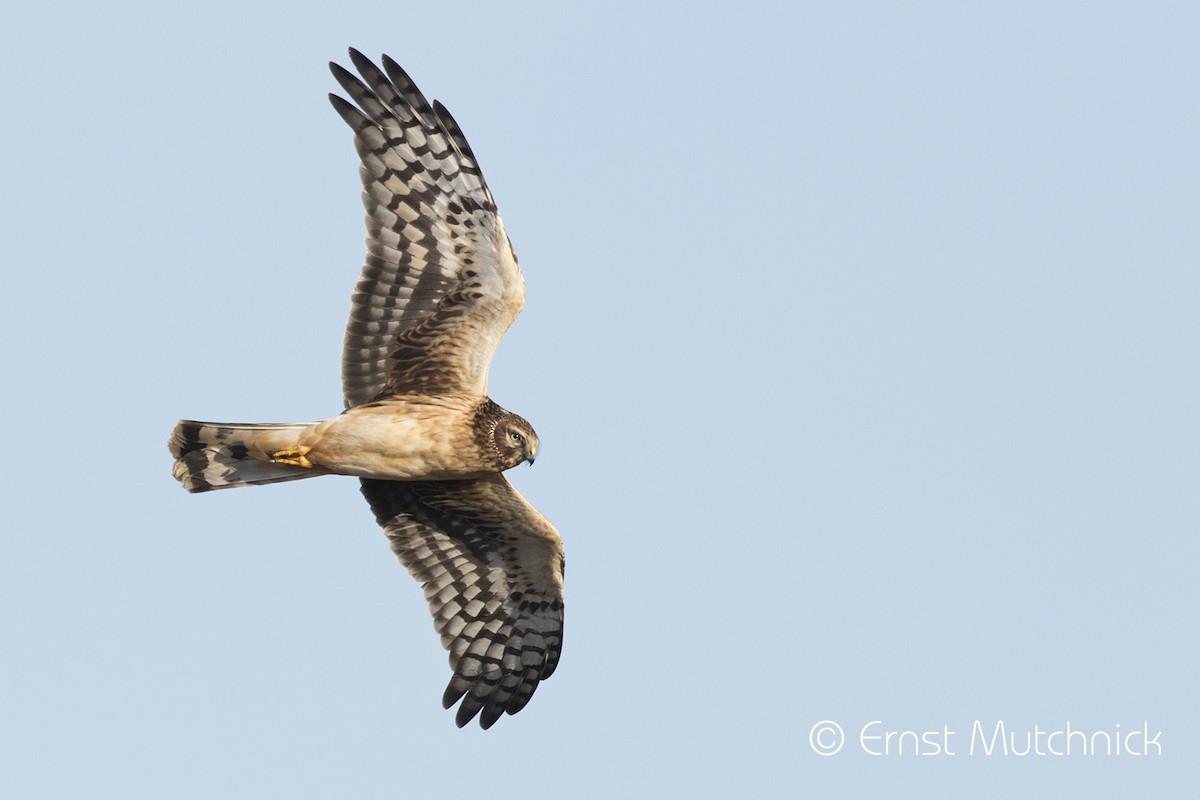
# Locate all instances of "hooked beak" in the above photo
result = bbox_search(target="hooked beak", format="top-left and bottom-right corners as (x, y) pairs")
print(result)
(526, 442), (537, 466)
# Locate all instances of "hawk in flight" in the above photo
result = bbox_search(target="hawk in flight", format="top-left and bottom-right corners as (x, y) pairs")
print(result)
(169, 49), (564, 729)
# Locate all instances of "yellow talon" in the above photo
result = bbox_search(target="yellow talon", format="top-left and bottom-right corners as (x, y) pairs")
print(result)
(272, 446), (315, 468)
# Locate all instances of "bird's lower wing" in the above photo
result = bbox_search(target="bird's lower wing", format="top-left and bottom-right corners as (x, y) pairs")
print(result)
(360, 473), (564, 729)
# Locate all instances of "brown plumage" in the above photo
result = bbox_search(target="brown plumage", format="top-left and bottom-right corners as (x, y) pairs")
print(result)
(169, 49), (563, 729)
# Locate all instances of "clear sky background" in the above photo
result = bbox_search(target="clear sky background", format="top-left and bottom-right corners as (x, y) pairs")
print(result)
(1, 2), (1196, 797)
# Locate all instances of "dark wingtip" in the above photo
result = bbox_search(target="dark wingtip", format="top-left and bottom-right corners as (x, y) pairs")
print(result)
(348, 48), (381, 81)
(328, 61), (351, 82)
(479, 707), (502, 730)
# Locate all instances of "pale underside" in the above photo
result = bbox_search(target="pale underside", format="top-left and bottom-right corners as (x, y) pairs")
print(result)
(290, 396), (494, 480)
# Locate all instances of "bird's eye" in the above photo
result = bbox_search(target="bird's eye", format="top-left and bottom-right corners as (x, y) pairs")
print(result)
(509, 431), (524, 444)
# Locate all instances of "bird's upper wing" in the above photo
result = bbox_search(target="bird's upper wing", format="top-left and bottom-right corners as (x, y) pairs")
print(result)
(360, 474), (564, 729)
(330, 49), (524, 408)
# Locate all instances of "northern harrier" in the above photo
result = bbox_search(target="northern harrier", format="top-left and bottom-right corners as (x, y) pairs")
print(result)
(169, 49), (564, 729)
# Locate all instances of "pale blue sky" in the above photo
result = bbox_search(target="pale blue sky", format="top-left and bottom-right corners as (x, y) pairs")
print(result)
(1, 2), (1196, 797)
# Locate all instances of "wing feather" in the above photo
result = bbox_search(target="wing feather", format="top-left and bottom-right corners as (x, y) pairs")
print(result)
(330, 49), (524, 407)
(360, 474), (564, 729)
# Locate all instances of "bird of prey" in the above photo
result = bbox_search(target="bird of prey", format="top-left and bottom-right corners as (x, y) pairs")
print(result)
(168, 49), (564, 729)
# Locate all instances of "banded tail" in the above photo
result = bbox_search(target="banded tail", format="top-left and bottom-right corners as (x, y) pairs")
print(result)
(169, 420), (324, 493)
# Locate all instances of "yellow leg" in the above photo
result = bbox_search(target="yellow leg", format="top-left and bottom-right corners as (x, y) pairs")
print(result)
(271, 445), (315, 468)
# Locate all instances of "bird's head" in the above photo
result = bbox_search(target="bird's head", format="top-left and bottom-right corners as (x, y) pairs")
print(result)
(494, 412), (537, 470)
(492, 410), (539, 470)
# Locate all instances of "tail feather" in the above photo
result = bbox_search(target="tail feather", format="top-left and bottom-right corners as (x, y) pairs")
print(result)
(169, 420), (323, 493)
